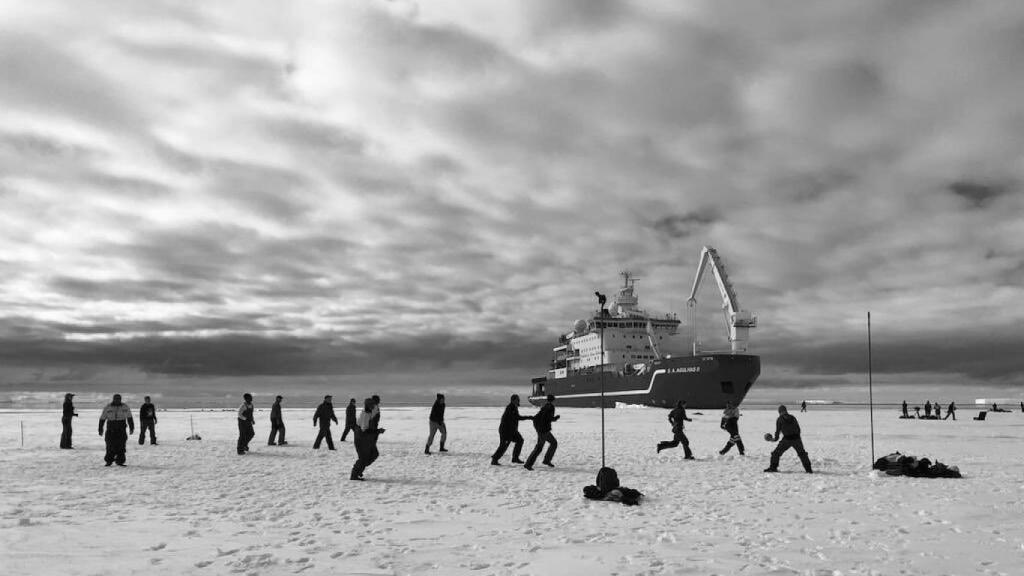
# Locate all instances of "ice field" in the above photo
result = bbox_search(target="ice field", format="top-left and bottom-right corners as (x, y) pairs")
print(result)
(2, 406), (1023, 575)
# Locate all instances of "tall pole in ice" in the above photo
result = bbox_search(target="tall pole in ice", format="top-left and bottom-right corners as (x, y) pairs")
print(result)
(596, 291), (607, 468)
(868, 312), (875, 464)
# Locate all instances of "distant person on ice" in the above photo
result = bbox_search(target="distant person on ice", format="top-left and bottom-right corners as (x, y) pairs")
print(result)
(944, 401), (956, 420)
(268, 395), (287, 445)
(351, 397), (385, 480)
(901, 400), (909, 418)
(718, 401), (744, 456)
(237, 393), (255, 455)
(934, 402), (941, 419)
(98, 394), (134, 466)
(801, 401), (807, 412)
(491, 394), (533, 465)
(524, 394), (560, 470)
(764, 405), (813, 474)
(313, 395), (338, 450)
(340, 398), (358, 442)
(657, 400), (694, 459)
(924, 401), (932, 418)
(425, 393), (447, 454)
(60, 392), (78, 449)
(138, 396), (158, 445)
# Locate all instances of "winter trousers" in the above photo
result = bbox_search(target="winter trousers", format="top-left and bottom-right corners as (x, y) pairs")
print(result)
(268, 418), (286, 444)
(237, 420), (255, 454)
(313, 425), (335, 449)
(720, 419), (744, 455)
(426, 421), (447, 450)
(340, 421), (357, 441)
(658, 429), (693, 458)
(104, 421), (129, 465)
(351, 432), (379, 478)
(769, 436), (812, 472)
(524, 431), (557, 467)
(491, 431), (525, 463)
(138, 419), (156, 445)
(60, 417), (73, 449)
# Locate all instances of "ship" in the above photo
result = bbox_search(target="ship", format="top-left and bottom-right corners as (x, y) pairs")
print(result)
(528, 246), (760, 408)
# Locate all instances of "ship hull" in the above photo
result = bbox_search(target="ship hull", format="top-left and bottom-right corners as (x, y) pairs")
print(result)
(528, 354), (760, 408)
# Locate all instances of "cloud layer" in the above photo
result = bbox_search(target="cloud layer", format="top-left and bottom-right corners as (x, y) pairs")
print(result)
(2, 0), (1024, 397)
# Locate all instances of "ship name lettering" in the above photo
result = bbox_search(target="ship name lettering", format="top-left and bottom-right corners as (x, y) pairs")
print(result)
(667, 367), (700, 373)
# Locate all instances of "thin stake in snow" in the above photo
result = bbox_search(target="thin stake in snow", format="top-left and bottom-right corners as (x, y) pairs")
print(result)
(868, 311), (875, 464)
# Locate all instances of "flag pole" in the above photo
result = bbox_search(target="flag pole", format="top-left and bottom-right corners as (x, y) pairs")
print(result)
(868, 311), (875, 465)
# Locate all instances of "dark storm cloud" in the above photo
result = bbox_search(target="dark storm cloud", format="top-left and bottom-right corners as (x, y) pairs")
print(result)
(50, 276), (225, 304)
(651, 212), (718, 240)
(948, 180), (1013, 209)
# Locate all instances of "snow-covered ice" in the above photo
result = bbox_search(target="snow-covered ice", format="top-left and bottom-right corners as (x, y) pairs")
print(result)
(2, 406), (1023, 575)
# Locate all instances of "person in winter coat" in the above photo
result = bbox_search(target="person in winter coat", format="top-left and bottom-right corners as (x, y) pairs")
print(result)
(424, 393), (447, 454)
(237, 393), (255, 455)
(764, 405), (813, 473)
(138, 396), (158, 445)
(657, 400), (694, 459)
(351, 397), (385, 480)
(718, 401), (744, 455)
(340, 398), (358, 442)
(313, 395), (338, 450)
(98, 394), (134, 466)
(370, 395), (381, 430)
(268, 395), (287, 445)
(60, 392), (78, 449)
(491, 394), (533, 465)
(524, 394), (560, 470)
(944, 401), (956, 420)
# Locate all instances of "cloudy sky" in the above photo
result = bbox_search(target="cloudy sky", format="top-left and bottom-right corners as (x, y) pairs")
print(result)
(2, 0), (1023, 405)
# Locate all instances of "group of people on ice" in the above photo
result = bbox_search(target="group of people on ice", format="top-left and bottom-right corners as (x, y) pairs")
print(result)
(656, 400), (813, 473)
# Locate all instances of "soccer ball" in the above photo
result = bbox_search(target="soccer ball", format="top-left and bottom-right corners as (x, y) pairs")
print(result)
(763, 433), (774, 442)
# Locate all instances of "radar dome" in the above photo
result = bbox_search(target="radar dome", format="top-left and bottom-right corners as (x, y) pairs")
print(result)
(573, 319), (588, 333)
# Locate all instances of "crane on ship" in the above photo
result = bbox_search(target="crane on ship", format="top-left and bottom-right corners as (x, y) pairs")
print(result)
(686, 246), (757, 355)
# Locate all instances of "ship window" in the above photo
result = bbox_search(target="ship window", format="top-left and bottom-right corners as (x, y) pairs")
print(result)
(720, 381), (735, 394)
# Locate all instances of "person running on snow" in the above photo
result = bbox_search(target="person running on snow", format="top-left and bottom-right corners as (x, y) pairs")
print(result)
(424, 393), (448, 454)
(60, 392), (78, 449)
(491, 394), (533, 465)
(99, 394), (134, 466)
(237, 393), (255, 455)
(718, 401), (744, 455)
(657, 400), (694, 459)
(340, 398), (358, 442)
(138, 396), (158, 445)
(764, 405), (813, 474)
(268, 395), (287, 445)
(524, 394), (560, 470)
(351, 397), (385, 480)
(313, 395), (338, 450)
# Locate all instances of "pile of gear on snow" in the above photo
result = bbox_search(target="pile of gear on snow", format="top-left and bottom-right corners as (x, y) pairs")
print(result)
(873, 452), (962, 478)
(583, 467), (643, 505)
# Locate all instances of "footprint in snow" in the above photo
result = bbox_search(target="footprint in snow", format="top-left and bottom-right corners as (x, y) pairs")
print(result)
(148, 542), (167, 551)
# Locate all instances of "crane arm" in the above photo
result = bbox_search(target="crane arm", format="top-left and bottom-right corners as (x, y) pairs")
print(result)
(686, 246), (756, 354)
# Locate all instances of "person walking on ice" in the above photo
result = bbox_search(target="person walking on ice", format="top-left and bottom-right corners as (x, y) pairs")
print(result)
(237, 393), (255, 455)
(524, 394), (560, 470)
(313, 395), (338, 450)
(351, 397), (385, 480)
(657, 400), (694, 459)
(99, 394), (134, 466)
(60, 392), (78, 449)
(425, 393), (447, 454)
(340, 398), (358, 442)
(268, 395), (287, 445)
(764, 405), (813, 474)
(718, 401), (744, 455)
(944, 401), (956, 420)
(491, 394), (533, 465)
(138, 396), (158, 445)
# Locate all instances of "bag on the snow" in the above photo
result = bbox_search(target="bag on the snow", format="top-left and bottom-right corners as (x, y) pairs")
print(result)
(596, 467), (620, 492)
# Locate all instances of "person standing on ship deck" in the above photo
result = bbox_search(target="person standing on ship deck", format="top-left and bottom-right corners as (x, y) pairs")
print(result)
(313, 395), (338, 450)
(524, 394), (560, 470)
(340, 398), (358, 442)
(491, 394), (533, 465)
(60, 392), (78, 449)
(657, 400), (694, 459)
(718, 402), (744, 455)
(268, 395), (287, 445)
(424, 393), (447, 454)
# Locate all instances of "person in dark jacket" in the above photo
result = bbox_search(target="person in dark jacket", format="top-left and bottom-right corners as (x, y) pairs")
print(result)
(268, 395), (287, 445)
(524, 394), (560, 470)
(924, 400), (932, 418)
(491, 394), (533, 465)
(764, 405), (812, 473)
(718, 402), (744, 455)
(800, 400), (807, 412)
(237, 393), (255, 455)
(657, 400), (694, 459)
(138, 396), (158, 445)
(901, 400), (909, 418)
(60, 392), (79, 449)
(370, 395), (381, 430)
(340, 398), (358, 442)
(943, 401), (956, 420)
(98, 394), (134, 466)
(313, 395), (338, 450)
(351, 397), (385, 480)
(424, 393), (447, 454)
